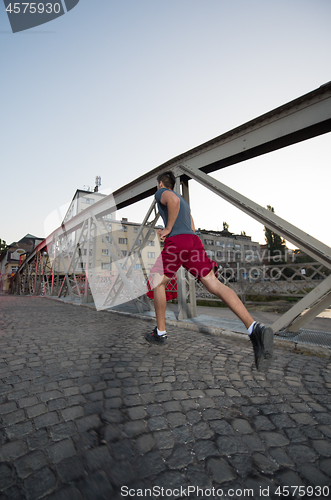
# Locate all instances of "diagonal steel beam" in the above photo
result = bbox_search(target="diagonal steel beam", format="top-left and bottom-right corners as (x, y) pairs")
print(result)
(270, 274), (331, 333)
(285, 291), (331, 333)
(178, 163), (331, 269)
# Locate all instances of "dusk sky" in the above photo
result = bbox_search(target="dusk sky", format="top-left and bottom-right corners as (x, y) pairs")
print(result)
(1, 0), (330, 249)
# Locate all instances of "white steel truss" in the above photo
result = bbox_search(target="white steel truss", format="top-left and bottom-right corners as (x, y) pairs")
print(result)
(12, 82), (331, 334)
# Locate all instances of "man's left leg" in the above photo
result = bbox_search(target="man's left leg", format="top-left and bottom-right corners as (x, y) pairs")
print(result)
(200, 270), (273, 371)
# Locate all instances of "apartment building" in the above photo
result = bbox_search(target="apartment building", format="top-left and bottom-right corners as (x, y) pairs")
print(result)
(196, 228), (261, 268)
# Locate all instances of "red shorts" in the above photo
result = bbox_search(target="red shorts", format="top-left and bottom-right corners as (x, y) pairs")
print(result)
(154, 234), (218, 279)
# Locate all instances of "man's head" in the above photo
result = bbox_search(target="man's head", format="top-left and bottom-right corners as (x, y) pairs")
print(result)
(157, 171), (176, 190)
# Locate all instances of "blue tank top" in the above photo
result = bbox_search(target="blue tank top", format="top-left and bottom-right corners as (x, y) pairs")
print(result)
(155, 188), (194, 238)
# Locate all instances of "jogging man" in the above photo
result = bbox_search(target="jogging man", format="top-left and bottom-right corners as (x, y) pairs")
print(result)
(145, 171), (274, 372)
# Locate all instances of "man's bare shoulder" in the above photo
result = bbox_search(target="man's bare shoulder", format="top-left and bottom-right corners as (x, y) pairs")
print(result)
(160, 189), (180, 206)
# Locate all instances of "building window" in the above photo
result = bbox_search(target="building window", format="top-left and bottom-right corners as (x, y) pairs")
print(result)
(148, 252), (155, 258)
(244, 245), (250, 250)
(206, 250), (215, 258)
(102, 249), (109, 256)
(204, 239), (214, 246)
(118, 225), (127, 232)
(82, 197), (94, 205)
(226, 242), (234, 248)
(122, 251), (127, 257)
(147, 241), (155, 246)
(134, 227), (139, 233)
(119, 238), (127, 245)
(134, 264), (142, 270)
(215, 241), (224, 247)
(101, 263), (111, 270)
(235, 244), (241, 250)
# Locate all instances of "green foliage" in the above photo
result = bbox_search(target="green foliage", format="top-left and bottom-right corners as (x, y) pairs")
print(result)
(264, 206), (287, 261)
(0, 239), (7, 255)
(223, 221), (229, 231)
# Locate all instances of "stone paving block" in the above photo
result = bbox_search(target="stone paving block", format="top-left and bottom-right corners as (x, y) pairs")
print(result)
(193, 440), (219, 461)
(61, 406), (84, 421)
(136, 433), (155, 454)
(209, 419), (235, 436)
(123, 419), (147, 437)
(284, 427), (307, 443)
(0, 440), (28, 462)
(206, 458), (237, 484)
(26, 429), (49, 451)
(242, 433), (265, 452)
(166, 446), (193, 470)
(83, 445), (113, 473)
(34, 411), (60, 429)
(0, 463), (14, 490)
(259, 431), (289, 447)
(24, 466), (57, 500)
(216, 435), (248, 456)
(311, 439), (331, 457)
(167, 412), (187, 428)
(0, 401), (17, 414)
(252, 452), (279, 473)
(154, 431), (175, 450)
(76, 414), (101, 433)
(1, 409), (26, 427)
(49, 422), (76, 442)
(192, 422), (214, 440)
(137, 451), (166, 478)
(148, 416), (168, 431)
(299, 464), (330, 486)
(47, 438), (76, 463)
(5, 421), (33, 440)
(77, 471), (114, 499)
(14, 450), (47, 479)
(39, 390), (63, 402)
(276, 469), (305, 487)
(56, 456), (86, 483)
(47, 485), (84, 500)
(228, 454), (253, 477)
(287, 444), (318, 464)
(231, 418), (254, 434)
(127, 406), (146, 420)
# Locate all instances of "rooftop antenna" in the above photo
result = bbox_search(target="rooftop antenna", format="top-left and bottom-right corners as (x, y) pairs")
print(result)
(94, 176), (101, 192)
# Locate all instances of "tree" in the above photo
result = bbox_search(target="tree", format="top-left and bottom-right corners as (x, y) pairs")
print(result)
(223, 221), (229, 231)
(264, 206), (287, 262)
(0, 239), (7, 255)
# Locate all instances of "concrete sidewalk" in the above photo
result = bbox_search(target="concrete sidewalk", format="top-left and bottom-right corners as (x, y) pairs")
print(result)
(0, 296), (331, 500)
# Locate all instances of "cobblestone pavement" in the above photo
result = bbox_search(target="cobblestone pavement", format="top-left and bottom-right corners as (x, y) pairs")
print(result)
(0, 296), (331, 500)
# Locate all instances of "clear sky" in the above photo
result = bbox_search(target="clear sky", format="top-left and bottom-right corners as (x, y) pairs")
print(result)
(1, 0), (330, 249)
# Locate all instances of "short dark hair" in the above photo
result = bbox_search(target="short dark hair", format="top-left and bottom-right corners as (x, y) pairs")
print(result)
(157, 171), (176, 190)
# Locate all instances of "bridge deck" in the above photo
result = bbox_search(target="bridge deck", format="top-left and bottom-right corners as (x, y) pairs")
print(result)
(0, 296), (331, 499)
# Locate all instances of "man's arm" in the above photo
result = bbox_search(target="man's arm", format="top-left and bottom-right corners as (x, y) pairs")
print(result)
(158, 190), (180, 240)
(191, 215), (195, 232)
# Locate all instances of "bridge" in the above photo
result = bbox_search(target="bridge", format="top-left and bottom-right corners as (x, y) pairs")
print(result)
(11, 82), (331, 343)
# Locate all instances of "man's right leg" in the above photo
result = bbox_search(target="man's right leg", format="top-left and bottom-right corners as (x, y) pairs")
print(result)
(145, 273), (170, 344)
